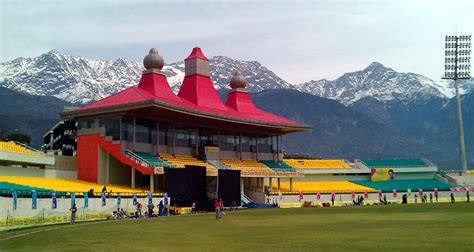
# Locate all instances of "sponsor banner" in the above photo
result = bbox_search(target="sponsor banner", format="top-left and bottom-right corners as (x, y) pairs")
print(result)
(12, 190), (17, 210)
(370, 168), (395, 181)
(84, 192), (89, 208)
(148, 192), (153, 205)
(205, 146), (219, 153)
(32, 190), (37, 210)
(132, 193), (138, 206)
(70, 192), (75, 207)
(117, 193), (121, 206)
(52, 192), (57, 209)
(101, 192), (106, 207)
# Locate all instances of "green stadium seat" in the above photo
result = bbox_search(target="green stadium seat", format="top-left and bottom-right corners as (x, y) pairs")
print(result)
(351, 179), (453, 192)
(361, 159), (429, 168)
(261, 160), (295, 172)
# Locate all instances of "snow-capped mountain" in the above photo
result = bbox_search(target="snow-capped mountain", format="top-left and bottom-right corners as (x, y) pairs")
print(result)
(0, 50), (144, 104)
(296, 62), (456, 105)
(0, 50), (293, 104)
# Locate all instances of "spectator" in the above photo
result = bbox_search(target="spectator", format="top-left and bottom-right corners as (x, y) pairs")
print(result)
(136, 202), (142, 217)
(450, 192), (455, 203)
(467, 191), (470, 203)
(215, 199), (221, 220)
(429, 193), (433, 203)
(158, 200), (164, 216)
(69, 203), (77, 225)
(148, 201), (155, 217)
(402, 194), (408, 204)
(231, 200), (237, 210)
(331, 194), (335, 206)
(191, 202), (197, 214)
(414, 194), (418, 204)
(220, 199), (224, 211)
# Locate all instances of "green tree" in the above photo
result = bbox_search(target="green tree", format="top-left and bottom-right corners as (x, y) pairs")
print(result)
(5, 133), (31, 144)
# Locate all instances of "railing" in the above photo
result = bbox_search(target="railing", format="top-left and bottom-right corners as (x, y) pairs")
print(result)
(123, 150), (159, 168)
(124, 150), (174, 168)
(12, 141), (44, 154)
(207, 160), (229, 170)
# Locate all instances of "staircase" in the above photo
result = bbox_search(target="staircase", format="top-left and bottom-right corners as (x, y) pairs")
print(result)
(91, 134), (158, 175)
(126, 151), (174, 168)
(207, 160), (229, 170)
(241, 193), (253, 206)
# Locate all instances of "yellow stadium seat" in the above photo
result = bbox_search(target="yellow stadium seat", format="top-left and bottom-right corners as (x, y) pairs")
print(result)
(0, 176), (153, 193)
(271, 181), (377, 193)
(0, 141), (43, 157)
(283, 159), (350, 169)
(159, 153), (217, 175)
(220, 158), (273, 173)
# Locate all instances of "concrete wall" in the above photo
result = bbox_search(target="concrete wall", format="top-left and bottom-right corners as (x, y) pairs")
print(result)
(0, 152), (55, 166)
(97, 146), (107, 184)
(0, 196), (165, 218)
(0, 165), (76, 179)
(109, 155), (131, 185)
(273, 191), (469, 205)
(47, 155), (77, 171)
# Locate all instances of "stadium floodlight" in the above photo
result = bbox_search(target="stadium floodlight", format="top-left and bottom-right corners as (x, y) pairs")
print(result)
(442, 34), (471, 171)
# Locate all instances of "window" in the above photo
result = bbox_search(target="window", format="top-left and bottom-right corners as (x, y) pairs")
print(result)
(99, 117), (120, 140)
(122, 117), (133, 141)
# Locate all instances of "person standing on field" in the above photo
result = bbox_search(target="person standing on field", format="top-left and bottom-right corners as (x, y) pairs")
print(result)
(215, 199), (222, 220)
(70, 203), (77, 225)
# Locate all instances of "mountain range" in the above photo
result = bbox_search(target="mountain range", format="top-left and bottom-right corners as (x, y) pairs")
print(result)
(1, 50), (473, 169)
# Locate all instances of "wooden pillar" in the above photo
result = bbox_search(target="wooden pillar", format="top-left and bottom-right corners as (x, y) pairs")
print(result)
(131, 168), (135, 189)
(240, 178), (244, 195)
(276, 135), (280, 162)
(269, 177), (273, 192)
(260, 178), (264, 192)
(132, 117), (136, 150)
(255, 135), (259, 161)
(278, 178), (281, 189)
(172, 124), (176, 155)
(156, 122), (160, 154)
(106, 152), (110, 184)
(49, 131), (54, 150)
(289, 178), (293, 192)
(150, 175), (155, 192)
(119, 116), (122, 142)
(195, 128), (199, 157)
(239, 133), (243, 160)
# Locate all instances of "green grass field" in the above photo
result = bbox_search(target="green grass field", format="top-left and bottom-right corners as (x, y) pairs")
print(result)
(0, 203), (473, 251)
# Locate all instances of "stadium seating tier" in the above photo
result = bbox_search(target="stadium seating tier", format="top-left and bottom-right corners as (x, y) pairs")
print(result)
(261, 160), (295, 172)
(0, 141), (43, 157)
(360, 158), (428, 168)
(351, 179), (452, 192)
(0, 176), (153, 195)
(160, 153), (217, 175)
(283, 159), (350, 169)
(220, 158), (273, 173)
(271, 181), (378, 193)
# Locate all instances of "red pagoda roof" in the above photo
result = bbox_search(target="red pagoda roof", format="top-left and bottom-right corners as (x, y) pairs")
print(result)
(185, 47), (209, 61)
(67, 48), (311, 131)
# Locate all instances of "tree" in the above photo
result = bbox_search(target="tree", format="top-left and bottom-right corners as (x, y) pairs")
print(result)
(4, 133), (31, 144)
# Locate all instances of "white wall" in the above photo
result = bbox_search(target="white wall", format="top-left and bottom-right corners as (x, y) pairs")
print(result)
(0, 165), (76, 179)
(0, 196), (165, 218)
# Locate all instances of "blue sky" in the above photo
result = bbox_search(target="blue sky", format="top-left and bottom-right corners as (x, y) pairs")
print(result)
(1, 0), (473, 83)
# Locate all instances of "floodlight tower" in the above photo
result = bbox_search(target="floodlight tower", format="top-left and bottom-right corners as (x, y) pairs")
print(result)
(443, 34), (471, 171)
